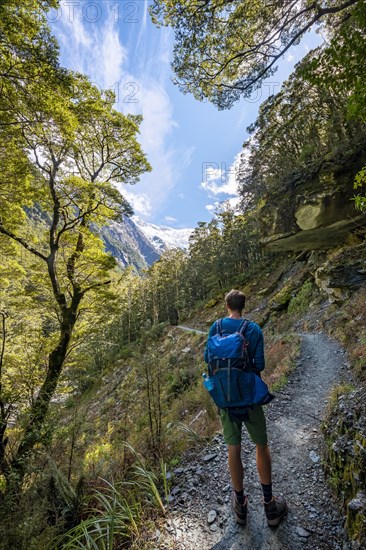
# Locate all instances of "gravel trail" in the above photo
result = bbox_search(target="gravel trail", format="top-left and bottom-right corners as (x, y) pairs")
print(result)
(154, 333), (352, 550)
(176, 325), (207, 335)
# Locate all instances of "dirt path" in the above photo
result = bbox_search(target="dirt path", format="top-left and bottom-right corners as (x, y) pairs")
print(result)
(176, 325), (207, 335)
(154, 333), (352, 550)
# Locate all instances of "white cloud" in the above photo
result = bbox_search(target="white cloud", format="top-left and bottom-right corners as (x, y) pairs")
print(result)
(165, 216), (177, 223)
(122, 189), (152, 217)
(201, 151), (242, 196)
(57, 4), (91, 48)
(136, 1), (148, 51)
(201, 148), (252, 217)
(227, 196), (241, 209)
(55, 4), (127, 88)
(205, 197), (240, 215)
(99, 17), (127, 88)
(52, 6), (190, 221)
(286, 53), (295, 62)
(139, 85), (177, 150)
(206, 202), (219, 213)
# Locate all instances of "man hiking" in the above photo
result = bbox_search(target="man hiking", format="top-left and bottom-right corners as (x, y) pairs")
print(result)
(204, 289), (287, 527)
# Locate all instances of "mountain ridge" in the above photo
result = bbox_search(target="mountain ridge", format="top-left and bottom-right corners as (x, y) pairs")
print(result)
(101, 215), (194, 271)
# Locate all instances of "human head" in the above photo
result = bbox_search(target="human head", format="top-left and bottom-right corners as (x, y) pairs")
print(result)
(225, 289), (246, 314)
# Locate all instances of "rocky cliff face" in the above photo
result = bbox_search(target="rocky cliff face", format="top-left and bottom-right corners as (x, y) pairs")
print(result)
(314, 243), (366, 302)
(101, 216), (193, 271)
(101, 216), (193, 272)
(101, 217), (161, 271)
(261, 145), (366, 252)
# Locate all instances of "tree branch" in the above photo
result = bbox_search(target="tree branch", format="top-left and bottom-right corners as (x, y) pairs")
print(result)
(82, 279), (112, 295)
(0, 311), (9, 473)
(176, 0), (359, 96)
(0, 225), (47, 261)
(0, 119), (47, 127)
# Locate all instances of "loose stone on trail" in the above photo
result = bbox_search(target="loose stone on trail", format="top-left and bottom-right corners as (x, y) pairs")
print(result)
(348, 492), (366, 512)
(309, 450), (320, 463)
(202, 453), (217, 462)
(207, 510), (217, 524)
(296, 526), (311, 538)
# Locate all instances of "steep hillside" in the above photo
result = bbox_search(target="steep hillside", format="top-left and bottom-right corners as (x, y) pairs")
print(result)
(101, 216), (194, 271)
(47, 242), (365, 548)
(101, 217), (161, 271)
(261, 141), (366, 252)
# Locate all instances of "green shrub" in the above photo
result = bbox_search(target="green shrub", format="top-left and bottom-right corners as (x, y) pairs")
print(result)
(118, 346), (134, 360)
(288, 280), (313, 315)
(167, 366), (198, 398)
(323, 387), (366, 545)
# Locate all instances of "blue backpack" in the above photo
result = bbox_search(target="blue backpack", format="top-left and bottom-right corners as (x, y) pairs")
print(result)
(204, 319), (274, 421)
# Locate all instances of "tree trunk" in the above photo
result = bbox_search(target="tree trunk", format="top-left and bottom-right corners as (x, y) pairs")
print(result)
(6, 294), (82, 495)
(0, 311), (10, 476)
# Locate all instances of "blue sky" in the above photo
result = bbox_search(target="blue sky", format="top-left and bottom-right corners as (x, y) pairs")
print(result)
(50, 1), (323, 229)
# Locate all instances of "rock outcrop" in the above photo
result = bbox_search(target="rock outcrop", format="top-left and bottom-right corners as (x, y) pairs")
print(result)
(323, 387), (366, 546)
(101, 217), (161, 271)
(315, 244), (366, 302)
(261, 144), (366, 252)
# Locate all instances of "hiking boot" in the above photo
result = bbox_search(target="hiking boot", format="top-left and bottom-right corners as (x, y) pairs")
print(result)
(264, 495), (288, 527)
(231, 492), (248, 525)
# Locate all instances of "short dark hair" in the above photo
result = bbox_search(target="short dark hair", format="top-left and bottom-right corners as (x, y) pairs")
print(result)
(225, 289), (246, 312)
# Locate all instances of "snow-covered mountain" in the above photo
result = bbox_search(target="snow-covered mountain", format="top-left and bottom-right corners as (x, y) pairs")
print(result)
(102, 217), (160, 271)
(132, 216), (194, 253)
(101, 216), (194, 271)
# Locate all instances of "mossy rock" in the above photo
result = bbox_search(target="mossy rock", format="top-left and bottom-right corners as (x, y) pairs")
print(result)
(323, 387), (366, 546)
(257, 286), (271, 296)
(269, 286), (293, 310)
(204, 298), (220, 308)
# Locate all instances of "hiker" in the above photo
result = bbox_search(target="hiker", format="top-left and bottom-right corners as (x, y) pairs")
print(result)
(204, 289), (287, 527)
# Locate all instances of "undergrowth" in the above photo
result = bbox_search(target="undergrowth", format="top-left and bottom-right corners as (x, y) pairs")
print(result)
(288, 280), (313, 316)
(322, 386), (366, 546)
(2, 254), (364, 548)
(264, 333), (301, 392)
(318, 286), (366, 546)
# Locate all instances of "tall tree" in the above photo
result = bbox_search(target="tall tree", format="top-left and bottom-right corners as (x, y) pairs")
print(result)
(0, 68), (151, 491)
(150, 0), (360, 109)
(299, 1), (366, 210)
(0, 0), (67, 128)
(236, 46), (365, 207)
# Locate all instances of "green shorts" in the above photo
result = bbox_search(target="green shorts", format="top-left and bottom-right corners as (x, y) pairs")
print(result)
(220, 406), (268, 446)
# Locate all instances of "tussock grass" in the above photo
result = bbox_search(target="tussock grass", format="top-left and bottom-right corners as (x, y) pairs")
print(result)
(51, 479), (141, 549)
(51, 444), (170, 549)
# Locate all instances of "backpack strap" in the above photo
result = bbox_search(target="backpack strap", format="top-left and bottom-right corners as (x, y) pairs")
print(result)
(215, 318), (223, 335)
(209, 320), (222, 375)
(238, 319), (250, 370)
(238, 319), (249, 336)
